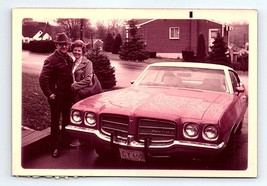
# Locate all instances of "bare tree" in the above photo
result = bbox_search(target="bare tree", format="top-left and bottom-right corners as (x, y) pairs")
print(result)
(22, 18), (33, 24)
(95, 21), (107, 41)
(107, 19), (124, 37)
(56, 18), (94, 41)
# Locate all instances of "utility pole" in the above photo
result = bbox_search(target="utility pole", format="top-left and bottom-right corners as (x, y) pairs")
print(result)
(80, 18), (84, 41)
(91, 34), (94, 50)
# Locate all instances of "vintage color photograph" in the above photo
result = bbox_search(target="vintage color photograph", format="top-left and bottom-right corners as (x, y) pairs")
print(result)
(12, 8), (257, 177)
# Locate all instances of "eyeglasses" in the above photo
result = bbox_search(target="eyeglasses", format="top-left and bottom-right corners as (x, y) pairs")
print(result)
(57, 43), (69, 47)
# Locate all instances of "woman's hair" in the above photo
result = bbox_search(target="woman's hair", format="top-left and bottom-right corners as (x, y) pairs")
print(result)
(71, 40), (86, 54)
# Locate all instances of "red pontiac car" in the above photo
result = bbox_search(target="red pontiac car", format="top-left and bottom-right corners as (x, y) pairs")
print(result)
(66, 62), (248, 162)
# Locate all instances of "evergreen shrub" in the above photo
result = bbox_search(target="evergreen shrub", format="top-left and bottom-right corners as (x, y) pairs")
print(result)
(29, 40), (55, 53)
(208, 33), (230, 66)
(119, 20), (149, 62)
(86, 48), (116, 89)
(112, 34), (122, 54)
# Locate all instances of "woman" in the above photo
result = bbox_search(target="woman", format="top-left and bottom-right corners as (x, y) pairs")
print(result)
(71, 40), (94, 103)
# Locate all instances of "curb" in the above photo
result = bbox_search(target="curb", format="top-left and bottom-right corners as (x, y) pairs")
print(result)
(21, 127), (51, 164)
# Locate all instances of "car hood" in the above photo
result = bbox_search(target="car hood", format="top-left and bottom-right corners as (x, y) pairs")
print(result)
(74, 87), (233, 120)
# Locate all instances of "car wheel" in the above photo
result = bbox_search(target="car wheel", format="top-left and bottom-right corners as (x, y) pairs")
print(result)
(94, 145), (117, 159)
(79, 139), (93, 148)
(94, 146), (106, 157)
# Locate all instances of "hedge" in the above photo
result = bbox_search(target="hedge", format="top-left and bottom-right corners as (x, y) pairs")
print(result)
(29, 40), (55, 53)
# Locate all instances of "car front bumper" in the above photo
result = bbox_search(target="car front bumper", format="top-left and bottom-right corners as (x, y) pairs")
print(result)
(66, 125), (226, 159)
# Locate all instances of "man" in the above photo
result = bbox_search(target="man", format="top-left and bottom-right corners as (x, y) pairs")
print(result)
(39, 33), (73, 158)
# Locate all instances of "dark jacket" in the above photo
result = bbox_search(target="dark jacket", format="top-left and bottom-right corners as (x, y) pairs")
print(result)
(72, 56), (93, 91)
(39, 50), (73, 98)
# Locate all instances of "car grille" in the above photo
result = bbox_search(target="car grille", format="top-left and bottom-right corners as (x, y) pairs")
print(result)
(100, 114), (129, 140)
(138, 119), (176, 143)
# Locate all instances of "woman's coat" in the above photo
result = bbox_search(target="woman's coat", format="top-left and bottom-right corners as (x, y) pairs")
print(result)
(71, 56), (93, 91)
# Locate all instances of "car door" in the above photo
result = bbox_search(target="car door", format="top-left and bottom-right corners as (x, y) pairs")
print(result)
(229, 70), (248, 119)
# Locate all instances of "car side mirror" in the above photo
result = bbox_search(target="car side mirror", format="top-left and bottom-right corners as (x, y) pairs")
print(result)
(235, 86), (245, 93)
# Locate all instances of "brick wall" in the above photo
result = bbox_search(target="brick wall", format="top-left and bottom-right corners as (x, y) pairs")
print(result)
(138, 19), (226, 55)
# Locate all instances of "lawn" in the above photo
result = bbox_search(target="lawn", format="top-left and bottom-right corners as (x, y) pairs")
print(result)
(21, 71), (120, 131)
(22, 72), (50, 131)
(103, 51), (182, 63)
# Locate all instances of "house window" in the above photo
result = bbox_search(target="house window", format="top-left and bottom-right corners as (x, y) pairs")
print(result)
(210, 30), (219, 38)
(208, 29), (219, 51)
(169, 27), (180, 39)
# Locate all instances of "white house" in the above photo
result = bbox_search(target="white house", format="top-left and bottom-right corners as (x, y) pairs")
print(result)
(32, 30), (52, 41)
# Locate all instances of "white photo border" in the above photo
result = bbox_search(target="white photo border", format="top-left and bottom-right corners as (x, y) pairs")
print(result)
(12, 8), (257, 177)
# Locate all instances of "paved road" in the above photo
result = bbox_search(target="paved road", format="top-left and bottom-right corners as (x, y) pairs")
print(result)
(22, 129), (247, 171)
(22, 50), (248, 89)
(22, 119), (248, 170)
(22, 51), (248, 171)
(22, 51), (148, 88)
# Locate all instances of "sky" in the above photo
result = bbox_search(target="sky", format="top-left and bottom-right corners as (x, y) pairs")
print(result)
(28, 9), (251, 27)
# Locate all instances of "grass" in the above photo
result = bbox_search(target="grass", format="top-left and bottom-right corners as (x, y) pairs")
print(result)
(21, 71), (121, 131)
(102, 51), (182, 63)
(22, 72), (50, 131)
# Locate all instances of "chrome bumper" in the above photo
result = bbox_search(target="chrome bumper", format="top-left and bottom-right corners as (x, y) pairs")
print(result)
(66, 125), (225, 155)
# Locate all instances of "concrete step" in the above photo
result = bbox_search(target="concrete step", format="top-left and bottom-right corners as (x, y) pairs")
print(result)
(21, 127), (51, 163)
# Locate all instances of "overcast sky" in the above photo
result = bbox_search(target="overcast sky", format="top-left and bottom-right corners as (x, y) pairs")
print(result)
(29, 9), (251, 26)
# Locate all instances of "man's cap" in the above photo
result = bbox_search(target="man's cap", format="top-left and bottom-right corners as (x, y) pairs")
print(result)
(54, 32), (70, 43)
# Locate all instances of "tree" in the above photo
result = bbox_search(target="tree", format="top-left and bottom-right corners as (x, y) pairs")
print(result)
(119, 20), (149, 61)
(107, 19), (121, 36)
(56, 18), (80, 40)
(196, 34), (206, 62)
(103, 33), (114, 52)
(82, 20), (95, 40)
(22, 18), (33, 24)
(95, 21), (108, 41)
(112, 34), (122, 54)
(22, 21), (53, 38)
(56, 18), (93, 41)
(229, 23), (248, 47)
(85, 48), (116, 89)
(208, 33), (230, 66)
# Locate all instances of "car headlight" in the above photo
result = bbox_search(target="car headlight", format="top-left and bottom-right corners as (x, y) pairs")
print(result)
(202, 125), (219, 141)
(84, 112), (96, 126)
(71, 110), (82, 124)
(183, 123), (199, 139)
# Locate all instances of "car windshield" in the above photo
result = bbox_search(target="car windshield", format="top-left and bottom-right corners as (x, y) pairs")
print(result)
(135, 66), (226, 92)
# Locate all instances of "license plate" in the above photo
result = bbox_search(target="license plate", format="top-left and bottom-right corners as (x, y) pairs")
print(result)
(119, 148), (145, 162)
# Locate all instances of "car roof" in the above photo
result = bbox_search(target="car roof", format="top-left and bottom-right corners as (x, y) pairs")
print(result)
(149, 62), (233, 71)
